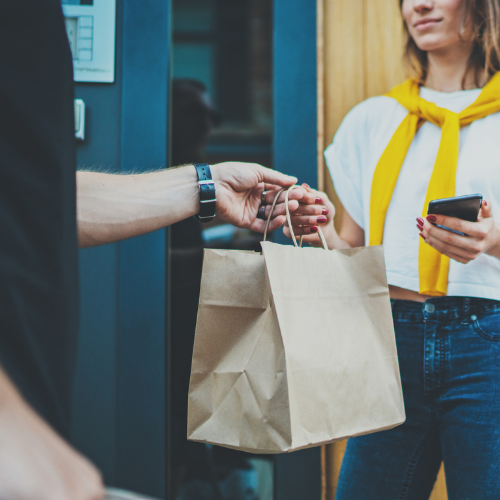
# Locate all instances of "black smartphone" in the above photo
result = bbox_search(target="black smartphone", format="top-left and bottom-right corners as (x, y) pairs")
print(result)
(427, 193), (483, 236)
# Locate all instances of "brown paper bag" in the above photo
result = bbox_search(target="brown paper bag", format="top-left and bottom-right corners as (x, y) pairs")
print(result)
(187, 189), (405, 454)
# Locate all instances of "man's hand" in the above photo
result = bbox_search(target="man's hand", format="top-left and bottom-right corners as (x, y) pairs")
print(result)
(0, 371), (104, 500)
(211, 162), (307, 232)
(77, 162), (306, 247)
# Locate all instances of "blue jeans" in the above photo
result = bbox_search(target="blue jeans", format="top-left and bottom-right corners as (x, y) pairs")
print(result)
(336, 297), (500, 500)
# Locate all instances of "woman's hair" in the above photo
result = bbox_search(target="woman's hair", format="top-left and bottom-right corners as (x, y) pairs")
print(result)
(400, 0), (500, 87)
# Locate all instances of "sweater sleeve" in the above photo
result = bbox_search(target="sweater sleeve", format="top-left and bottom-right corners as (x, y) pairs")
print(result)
(324, 105), (366, 229)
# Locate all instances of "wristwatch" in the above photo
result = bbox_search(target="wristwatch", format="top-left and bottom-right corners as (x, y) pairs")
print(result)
(194, 163), (216, 222)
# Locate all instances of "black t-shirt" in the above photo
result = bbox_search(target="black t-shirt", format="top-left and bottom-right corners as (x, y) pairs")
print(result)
(0, 0), (78, 437)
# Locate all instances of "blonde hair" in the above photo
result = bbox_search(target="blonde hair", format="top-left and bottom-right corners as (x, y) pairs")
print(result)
(400, 0), (500, 87)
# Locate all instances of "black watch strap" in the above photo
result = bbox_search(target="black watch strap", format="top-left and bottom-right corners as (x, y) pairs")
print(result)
(194, 163), (216, 222)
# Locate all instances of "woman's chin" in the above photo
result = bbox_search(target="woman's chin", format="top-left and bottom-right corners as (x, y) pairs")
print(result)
(414, 39), (445, 53)
(413, 35), (463, 54)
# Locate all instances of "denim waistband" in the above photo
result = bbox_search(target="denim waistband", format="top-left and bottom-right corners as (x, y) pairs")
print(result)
(390, 296), (500, 323)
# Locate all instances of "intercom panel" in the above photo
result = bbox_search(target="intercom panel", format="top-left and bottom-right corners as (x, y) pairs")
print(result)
(61, 0), (116, 83)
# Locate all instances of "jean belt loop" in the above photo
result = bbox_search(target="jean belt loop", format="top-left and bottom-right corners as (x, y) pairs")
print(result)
(462, 297), (471, 324)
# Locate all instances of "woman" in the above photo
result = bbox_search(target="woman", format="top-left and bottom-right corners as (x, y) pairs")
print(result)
(287, 0), (500, 498)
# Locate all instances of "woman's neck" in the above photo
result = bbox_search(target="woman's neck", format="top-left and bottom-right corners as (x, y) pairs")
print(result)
(425, 43), (482, 92)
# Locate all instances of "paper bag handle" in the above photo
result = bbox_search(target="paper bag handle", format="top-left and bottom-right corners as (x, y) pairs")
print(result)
(262, 186), (329, 250)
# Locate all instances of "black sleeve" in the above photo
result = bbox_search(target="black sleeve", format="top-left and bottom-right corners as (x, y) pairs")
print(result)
(0, 0), (79, 437)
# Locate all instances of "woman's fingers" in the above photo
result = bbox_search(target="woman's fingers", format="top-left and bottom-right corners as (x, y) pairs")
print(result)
(263, 187), (324, 206)
(284, 223), (320, 236)
(422, 233), (472, 264)
(289, 214), (328, 226)
(421, 219), (484, 259)
(260, 195), (326, 220)
(290, 203), (329, 216)
(419, 219), (482, 263)
(425, 214), (485, 238)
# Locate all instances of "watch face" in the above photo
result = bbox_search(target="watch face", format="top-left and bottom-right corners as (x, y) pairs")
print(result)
(105, 488), (161, 500)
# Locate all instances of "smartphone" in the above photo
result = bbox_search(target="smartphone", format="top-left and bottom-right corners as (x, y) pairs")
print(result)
(427, 193), (483, 236)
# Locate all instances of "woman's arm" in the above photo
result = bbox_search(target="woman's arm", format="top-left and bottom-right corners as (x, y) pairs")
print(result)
(338, 210), (365, 248)
(284, 184), (365, 249)
(418, 200), (500, 263)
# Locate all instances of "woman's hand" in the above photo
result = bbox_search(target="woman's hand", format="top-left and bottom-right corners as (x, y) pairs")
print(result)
(417, 200), (500, 263)
(283, 184), (337, 247)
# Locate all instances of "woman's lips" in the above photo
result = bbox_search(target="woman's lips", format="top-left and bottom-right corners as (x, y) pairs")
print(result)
(414, 18), (442, 31)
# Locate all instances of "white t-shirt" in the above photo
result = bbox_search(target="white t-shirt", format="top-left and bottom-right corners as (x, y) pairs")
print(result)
(325, 86), (500, 300)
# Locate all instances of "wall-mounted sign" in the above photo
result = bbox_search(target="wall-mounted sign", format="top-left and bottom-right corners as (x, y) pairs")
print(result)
(61, 0), (116, 83)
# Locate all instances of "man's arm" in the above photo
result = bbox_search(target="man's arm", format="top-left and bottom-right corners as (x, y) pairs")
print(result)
(77, 162), (311, 248)
(0, 368), (104, 500)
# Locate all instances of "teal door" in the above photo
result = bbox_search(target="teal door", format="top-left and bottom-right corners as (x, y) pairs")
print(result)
(71, 0), (170, 497)
(71, 0), (320, 498)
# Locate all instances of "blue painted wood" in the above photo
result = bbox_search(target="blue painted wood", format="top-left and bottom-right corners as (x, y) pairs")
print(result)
(273, 0), (317, 189)
(72, 245), (119, 483)
(273, 0), (318, 249)
(117, 0), (170, 496)
(273, 0), (322, 498)
(71, 0), (124, 484)
(71, 0), (170, 496)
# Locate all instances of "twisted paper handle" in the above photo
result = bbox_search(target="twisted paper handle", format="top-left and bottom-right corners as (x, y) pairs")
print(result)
(262, 185), (328, 250)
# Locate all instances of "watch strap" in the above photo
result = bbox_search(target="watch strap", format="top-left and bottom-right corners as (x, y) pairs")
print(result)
(194, 163), (216, 222)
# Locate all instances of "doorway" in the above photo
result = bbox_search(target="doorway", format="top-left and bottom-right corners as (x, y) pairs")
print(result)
(169, 1), (274, 499)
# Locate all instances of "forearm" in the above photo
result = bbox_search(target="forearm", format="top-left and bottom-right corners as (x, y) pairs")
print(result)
(309, 225), (352, 249)
(326, 230), (353, 250)
(77, 166), (199, 248)
(0, 368), (20, 410)
(325, 211), (364, 250)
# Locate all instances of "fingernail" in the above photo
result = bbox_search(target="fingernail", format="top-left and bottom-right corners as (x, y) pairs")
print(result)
(303, 183), (311, 189)
(315, 197), (323, 204)
(322, 208), (329, 215)
(426, 215), (437, 223)
(416, 223), (423, 231)
(416, 217), (425, 226)
(310, 226), (319, 233)
(419, 232), (426, 241)
(484, 200), (488, 207)
(317, 216), (327, 223)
